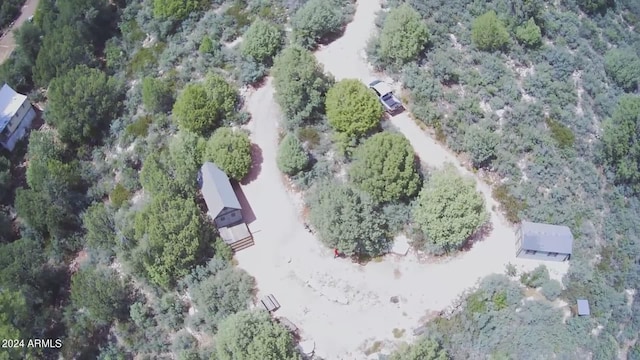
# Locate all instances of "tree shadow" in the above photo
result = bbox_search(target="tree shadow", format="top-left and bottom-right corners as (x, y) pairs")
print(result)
(232, 181), (256, 225)
(460, 221), (494, 252)
(241, 143), (263, 185)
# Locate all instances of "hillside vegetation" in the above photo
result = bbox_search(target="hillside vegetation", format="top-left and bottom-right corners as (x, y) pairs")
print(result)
(0, 0), (638, 357)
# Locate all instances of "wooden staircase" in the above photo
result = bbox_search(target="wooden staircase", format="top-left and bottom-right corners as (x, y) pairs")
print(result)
(230, 236), (254, 252)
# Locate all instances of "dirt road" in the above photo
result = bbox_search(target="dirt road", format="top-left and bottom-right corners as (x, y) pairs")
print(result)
(0, 0), (40, 64)
(236, 1), (569, 359)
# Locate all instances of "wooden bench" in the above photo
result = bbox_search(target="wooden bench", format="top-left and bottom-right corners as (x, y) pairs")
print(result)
(260, 294), (280, 312)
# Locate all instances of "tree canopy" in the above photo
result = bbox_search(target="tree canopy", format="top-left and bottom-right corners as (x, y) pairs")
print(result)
(291, 0), (347, 49)
(413, 165), (488, 253)
(307, 182), (390, 256)
(0, 289), (29, 358)
(240, 19), (284, 64)
(33, 26), (94, 86)
(140, 132), (206, 198)
(214, 310), (301, 360)
(272, 45), (334, 129)
(379, 4), (430, 65)
(601, 95), (640, 192)
(204, 128), (252, 181)
(46, 65), (122, 146)
(134, 194), (209, 288)
(70, 267), (129, 326)
(471, 11), (510, 52)
(349, 132), (421, 203)
(277, 133), (309, 176)
(325, 79), (383, 138)
(604, 48), (640, 92)
(172, 74), (238, 136)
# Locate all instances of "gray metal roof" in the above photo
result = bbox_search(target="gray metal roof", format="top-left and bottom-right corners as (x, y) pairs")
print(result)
(520, 221), (573, 254)
(577, 299), (590, 316)
(199, 162), (241, 217)
(0, 83), (27, 132)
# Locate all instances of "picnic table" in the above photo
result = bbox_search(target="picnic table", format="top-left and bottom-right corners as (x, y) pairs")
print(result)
(260, 294), (280, 312)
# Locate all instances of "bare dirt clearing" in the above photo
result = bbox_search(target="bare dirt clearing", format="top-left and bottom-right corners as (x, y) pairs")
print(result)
(236, 1), (569, 358)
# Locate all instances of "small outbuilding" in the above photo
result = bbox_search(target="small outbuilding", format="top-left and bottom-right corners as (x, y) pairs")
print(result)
(516, 221), (573, 262)
(577, 299), (590, 316)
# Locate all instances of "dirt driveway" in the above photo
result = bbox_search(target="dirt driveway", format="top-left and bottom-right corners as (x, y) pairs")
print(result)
(0, 0), (40, 64)
(236, 1), (569, 359)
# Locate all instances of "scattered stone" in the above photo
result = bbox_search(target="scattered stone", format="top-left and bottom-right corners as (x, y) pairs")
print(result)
(390, 296), (399, 304)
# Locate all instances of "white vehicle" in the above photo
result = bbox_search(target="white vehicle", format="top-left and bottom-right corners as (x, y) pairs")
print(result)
(368, 79), (403, 114)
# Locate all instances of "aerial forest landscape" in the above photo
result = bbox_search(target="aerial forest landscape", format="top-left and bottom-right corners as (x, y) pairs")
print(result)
(0, 0), (639, 358)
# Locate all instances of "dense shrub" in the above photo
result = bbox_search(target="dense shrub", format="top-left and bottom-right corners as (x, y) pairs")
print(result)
(240, 19), (284, 64)
(515, 18), (542, 48)
(520, 265), (550, 288)
(110, 183), (131, 208)
(349, 132), (421, 203)
(276, 133), (309, 176)
(413, 164), (488, 253)
(141, 77), (174, 113)
(325, 79), (383, 138)
(545, 118), (575, 149)
(471, 11), (510, 52)
(464, 123), (500, 168)
(290, 0), (350, 49)
(184, 259), (254, 332)
(153, 0), (208, 20)
(125, 115), (154, 138)
(541, 279), (563, 301)
(379, 4), (430, 65)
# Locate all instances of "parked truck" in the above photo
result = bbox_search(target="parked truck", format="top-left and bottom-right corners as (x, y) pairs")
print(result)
(368, 79), (403, 115)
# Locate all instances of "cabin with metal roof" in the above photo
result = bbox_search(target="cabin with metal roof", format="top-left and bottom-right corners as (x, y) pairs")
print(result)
(198, 162), (253, 251)
(0, 84), (36, 151)
(515, 221), (573, 261)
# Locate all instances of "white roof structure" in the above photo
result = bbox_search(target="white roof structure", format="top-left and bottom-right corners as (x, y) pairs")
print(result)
(0, 84), (27, 132)
(370, 80), (393, 95)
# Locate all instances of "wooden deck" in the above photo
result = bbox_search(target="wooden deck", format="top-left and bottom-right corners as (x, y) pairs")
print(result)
(219, 222), (254, 252)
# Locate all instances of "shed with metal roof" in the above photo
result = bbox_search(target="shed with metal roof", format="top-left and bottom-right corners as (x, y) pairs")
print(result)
(515, 221), (573, 261)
